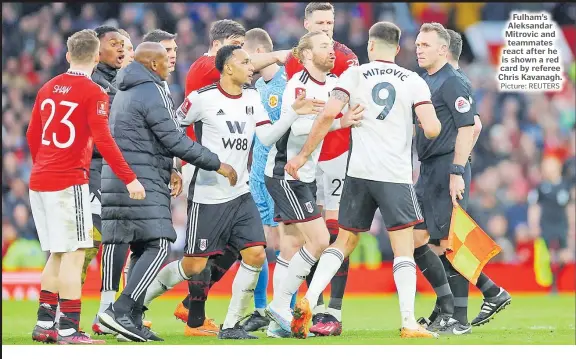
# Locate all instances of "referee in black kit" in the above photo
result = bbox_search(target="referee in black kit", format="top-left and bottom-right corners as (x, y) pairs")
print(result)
(412, 23), (511, 335)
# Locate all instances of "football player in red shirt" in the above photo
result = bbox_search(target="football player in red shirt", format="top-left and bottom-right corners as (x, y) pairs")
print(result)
(283, 2), (358, 336)
(177, 19), (291, 337)
(27, 29), (145, 345)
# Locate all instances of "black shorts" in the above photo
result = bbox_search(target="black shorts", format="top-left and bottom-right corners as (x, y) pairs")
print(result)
(184, 193), (266, 257)
(338, 176), (423, 232)
(414, 153), (471, 244)
(264, 176), (321, 224)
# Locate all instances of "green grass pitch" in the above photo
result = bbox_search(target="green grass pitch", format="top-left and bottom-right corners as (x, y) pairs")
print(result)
(2, 294), (575, 345)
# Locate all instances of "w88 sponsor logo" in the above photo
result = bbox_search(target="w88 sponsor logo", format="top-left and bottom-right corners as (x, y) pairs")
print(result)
(222, 138), (249, 150)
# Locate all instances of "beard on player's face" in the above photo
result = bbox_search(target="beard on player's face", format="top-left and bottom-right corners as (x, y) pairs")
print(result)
(312, 53), (335, 72)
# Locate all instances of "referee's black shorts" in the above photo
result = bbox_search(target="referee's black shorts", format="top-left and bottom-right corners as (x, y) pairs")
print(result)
(414, 153), (471, 244)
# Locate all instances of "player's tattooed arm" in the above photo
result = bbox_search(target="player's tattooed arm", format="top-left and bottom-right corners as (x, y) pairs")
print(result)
(330, 89), (350, 103)
(298, 91), (348, 158)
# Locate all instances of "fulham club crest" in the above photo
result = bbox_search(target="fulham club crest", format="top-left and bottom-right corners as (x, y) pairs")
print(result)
(199, 238), (207, 251)
(295, 87), (306, 98)
(304, 201), (313, 213)
(246, 106), (254, 115)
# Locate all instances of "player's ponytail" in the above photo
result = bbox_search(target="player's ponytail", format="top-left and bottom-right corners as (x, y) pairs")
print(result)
(293, 30), (325, 64)
(291, 46), (300, 63)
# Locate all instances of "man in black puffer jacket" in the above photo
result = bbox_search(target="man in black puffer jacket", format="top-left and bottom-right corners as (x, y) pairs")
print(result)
(97, 42), (237, 342)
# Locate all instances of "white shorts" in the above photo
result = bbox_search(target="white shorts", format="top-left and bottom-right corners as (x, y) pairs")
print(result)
(29, 184), (94, 253)
(315, 151), (348, 211)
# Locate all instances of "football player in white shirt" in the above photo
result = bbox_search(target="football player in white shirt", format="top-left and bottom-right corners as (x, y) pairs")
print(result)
(263, 31), (363, 336)
(142, 44), (323, 339)
(285, 22), (442, 339)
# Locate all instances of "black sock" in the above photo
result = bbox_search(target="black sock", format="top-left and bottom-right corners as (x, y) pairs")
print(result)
(181, 294), (191, 309)
(37, 290), (58, 324)
(187, 299), (206, 328)
(414, 245), (454, 316)
(187, 265), (211, 327)
(328, 257), (349, 312)
(210, 248), (239, 287)
(429, 299), (440, 323)
(59, 298), (81, 332)
(475, 272), (500, 298)
(442, 255), (469, 324)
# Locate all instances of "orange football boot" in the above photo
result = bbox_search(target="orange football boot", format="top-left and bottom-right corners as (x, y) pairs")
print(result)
(143, 320), (152, 329)
(184, 318), (219, 337)
(291, 298), (313, 339)
(173, 302), (189, 323)
(400, 326), (439, 338)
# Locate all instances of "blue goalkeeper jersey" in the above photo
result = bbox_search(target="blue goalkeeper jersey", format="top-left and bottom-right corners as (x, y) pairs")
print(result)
(251, 66), (287, 181)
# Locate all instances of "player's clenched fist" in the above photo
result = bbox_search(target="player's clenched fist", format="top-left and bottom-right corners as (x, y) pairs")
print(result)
(126, 179), (146, 200)
(292, 92), (325, 115)
(217, 163), (238, 186)
(284, 154), (307, 180)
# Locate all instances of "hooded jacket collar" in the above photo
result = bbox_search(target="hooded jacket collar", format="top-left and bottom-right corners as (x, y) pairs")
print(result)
(115, 61), (165, 91)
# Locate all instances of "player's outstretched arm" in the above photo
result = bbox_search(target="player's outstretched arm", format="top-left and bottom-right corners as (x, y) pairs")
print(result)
(284, 89), (349, 180)
(88, 93), (145, 199)
(250, 50), (291, 72)
(255, 92), (325, 146)
(291, 101), (363, 137)
(414, 103), (441, 139)
(87, 94), (137, 186)
(145, 97), (221, 172)
(299, 89), (348, 158)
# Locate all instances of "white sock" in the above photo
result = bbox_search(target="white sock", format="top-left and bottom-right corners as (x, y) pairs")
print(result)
(312, 305), (326, 316)
(271, 256), (289, 306)
(277, 247), (317, 308)
(36, 320), (54, 329)
(144, 260), (189, 308)
(223, 261), (261, 329)
(393, 256), (418, 329)
(256, 308), (265, 316)
(98, 290), (116, 314)
(58, 328), (76, 337)
(304, 247), (344, 309)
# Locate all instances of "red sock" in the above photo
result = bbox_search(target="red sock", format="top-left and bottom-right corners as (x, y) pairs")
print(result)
(59, 299), (81, 332)
(326, 219), (339, 245)
(326, 219), (339, 236)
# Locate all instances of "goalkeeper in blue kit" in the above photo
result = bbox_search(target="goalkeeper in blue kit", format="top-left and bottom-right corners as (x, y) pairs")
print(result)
(240, 29), (297, 335)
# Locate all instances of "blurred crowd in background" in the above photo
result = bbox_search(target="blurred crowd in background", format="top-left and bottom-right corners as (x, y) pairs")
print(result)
(2, 3), (575, 271)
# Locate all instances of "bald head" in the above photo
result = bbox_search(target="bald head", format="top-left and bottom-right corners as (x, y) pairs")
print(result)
(135, 42), (166, 64)
(135, 42), (169, 80)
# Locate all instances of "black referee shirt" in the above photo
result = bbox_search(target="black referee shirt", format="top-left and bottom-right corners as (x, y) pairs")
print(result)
(415, 63), (475, 161)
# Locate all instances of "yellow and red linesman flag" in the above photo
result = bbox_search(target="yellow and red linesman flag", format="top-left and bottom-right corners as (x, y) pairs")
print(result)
(446, 206), (501, 285)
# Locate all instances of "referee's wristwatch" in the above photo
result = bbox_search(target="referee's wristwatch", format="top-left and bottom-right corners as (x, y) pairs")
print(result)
(450, 164), (465, 176)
